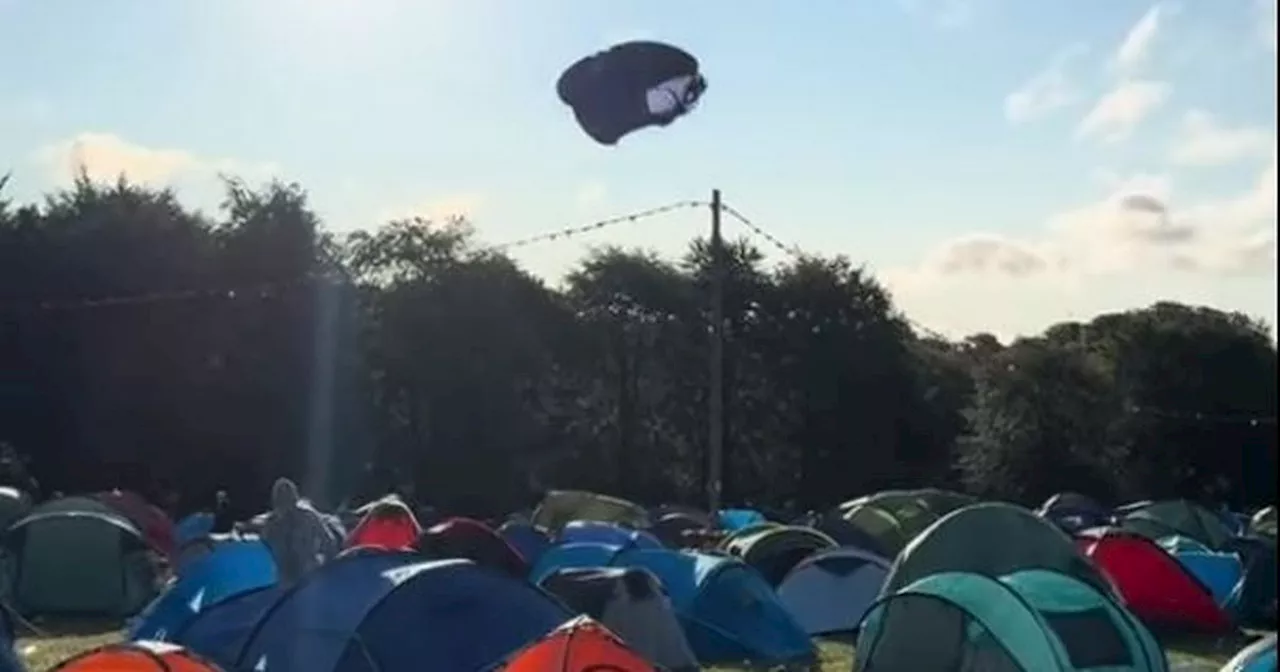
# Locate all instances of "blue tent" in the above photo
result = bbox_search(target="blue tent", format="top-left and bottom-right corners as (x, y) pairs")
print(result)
(177, 585), (282, 666)
(560, 520), (663, 549)
(130, 539), (277, 642)
(175, 512), (215, 548)
(718, 508), (766, 532)
(532, 543), (812, 665)
(1223, 633), (1277, 672)
(1171, 550), (1244, 609)
(236, 552), (569, 672)
(497, 521), (552, 567)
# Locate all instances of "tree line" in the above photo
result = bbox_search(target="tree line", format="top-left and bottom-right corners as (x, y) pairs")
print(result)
(0, 176), (1275, 518)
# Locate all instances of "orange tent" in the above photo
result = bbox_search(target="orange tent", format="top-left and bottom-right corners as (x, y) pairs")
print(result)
(503, 616), (658, 672)
(51, 641), (224, 672)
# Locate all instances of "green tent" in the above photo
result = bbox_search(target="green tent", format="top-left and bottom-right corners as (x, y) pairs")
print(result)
(531, 490), (649, 533)
(857, 569), (1167, 671)
(1119, 500), (1234, 551)
(1, 496), (156, 616)
(842, 498), (938, 558)
(882, 502), (1112, 599)
(722, 525), (836, 586)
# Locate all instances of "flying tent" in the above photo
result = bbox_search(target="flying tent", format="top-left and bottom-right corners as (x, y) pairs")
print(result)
(882, 502), (1112, 599)
(721, 525), (836, 586)
(4, 496), (157, 616)
(235, 552), (569, 672)
(856, 569), (1168, 671)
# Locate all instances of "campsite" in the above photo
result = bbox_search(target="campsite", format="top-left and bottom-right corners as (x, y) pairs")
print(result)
(0, 487), (1275, 670)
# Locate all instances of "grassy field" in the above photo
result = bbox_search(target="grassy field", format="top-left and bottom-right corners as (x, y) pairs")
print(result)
(13, 621), (1263, 671)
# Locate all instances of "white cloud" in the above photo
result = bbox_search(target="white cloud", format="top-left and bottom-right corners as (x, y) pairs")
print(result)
(1004, 44), (1089, 123)
(378, 193), (484, 223)
(1170, 110), (1275, 167)
(31, 132), (279, 186)
(894, 160), (1276, 287)
(1075, 79), (1171, 143)
(1112, 5), (1165, 73)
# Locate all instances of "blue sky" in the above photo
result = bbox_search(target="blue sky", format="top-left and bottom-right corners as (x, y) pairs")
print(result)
(1, 0), (1275, 339)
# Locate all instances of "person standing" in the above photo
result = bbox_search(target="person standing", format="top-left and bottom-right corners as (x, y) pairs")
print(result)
(260, 478), (338, 585)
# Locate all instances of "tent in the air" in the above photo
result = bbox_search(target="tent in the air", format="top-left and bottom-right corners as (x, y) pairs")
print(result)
(235, 552), (568, 672)
(1075, 527), (1234, 633)
(720, 525), (836, 586)
(539, 566), (698, 671)
(501, 615), (664, 672)
(130, 539), (277, 642)
(3, 496), (157, 616)
(50, 641), (223, 671)
(529, 542), (812, 666)
(776, 546), (890, 635)
(882, 502), (1112, 598)
(856, 569), (1167, 671)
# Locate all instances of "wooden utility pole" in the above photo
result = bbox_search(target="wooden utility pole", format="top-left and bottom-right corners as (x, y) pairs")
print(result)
(707, 189), (725, 515)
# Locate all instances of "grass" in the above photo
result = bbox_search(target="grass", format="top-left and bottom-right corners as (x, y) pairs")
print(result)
(13, 623), (1266, 671)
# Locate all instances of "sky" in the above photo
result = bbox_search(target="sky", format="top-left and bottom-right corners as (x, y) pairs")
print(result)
(1, 0), (1275, 340)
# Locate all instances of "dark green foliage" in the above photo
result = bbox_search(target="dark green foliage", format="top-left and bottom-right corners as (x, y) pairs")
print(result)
(0, 176), (1274, 516)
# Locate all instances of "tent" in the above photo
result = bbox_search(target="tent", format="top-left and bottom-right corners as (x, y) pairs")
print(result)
(344, 498), (421, 552)
(3, 497), (157, 616)
(418, 517), (528, 578)
(1075, 528), (1234, 633)
(776, 547), (889, 635)
(501, 615), (662, 672)
(174, 513), (215, 549)
(497, 521), (552, 567)
(529, 543), (812, 666)
(539, 567), (698, 671)
(650, 512), (707, 549)
(856, 568), (1167, 671)
(720, 525), (836, 586)
(236, 553), (569, 671)
(804, 510), (893, 558)
(1119, 500), (1235, 551)
(94, 490), (177, 558)
(0, 487), (30, 532)
(560, 520), (663, 550)
(0, 603), (21, 672)
(1224, 535), (1278, 627)
(50, 641), (223, 672)
(1040, 492), (1110, 533)
(1222, 633), (1277, 672)
(882, 502), (1112, 598)
(532, 490), (649, 533)
(651, 504), (714, 530)
(716, 508), (766, 532)
(717, 521), (780, 549)
(1251, 506), (1277, 539)
(174, 586), (282, 666)
(130, 540), (277, 642)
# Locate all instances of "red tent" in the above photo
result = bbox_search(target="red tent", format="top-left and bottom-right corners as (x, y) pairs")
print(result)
(501, 616), (657, 672)
(1076, 527), (1233, 633)
(94, 490), (176, 558)
(419, 517), (529, 578)
(52, 641), (223, 671)
(345, 498), (422, 552)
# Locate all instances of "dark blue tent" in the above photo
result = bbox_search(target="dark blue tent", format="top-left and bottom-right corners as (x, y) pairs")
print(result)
(497, 521), (552, 567)
(130, 539), (277, 641)
(177, 585), (282, 666)
(560, 520), (663, 550)
(236, 552), (570, 671)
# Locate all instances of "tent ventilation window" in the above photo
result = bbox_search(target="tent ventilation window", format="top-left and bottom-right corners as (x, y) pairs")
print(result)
(1038, 609), (1132, 669)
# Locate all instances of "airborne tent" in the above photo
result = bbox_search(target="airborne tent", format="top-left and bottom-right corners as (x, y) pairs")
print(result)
(856, 569), (1167, 671)
(235, 552), (569, 672)
(3, 496), (157, 616)
(776, 547), (890, 635)
(881, 502), (1111, 598)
